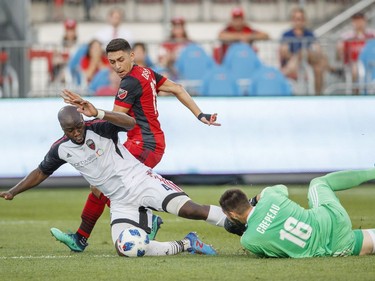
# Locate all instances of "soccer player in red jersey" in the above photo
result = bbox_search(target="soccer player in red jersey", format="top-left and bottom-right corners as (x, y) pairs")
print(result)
(52, 38), (221, 252)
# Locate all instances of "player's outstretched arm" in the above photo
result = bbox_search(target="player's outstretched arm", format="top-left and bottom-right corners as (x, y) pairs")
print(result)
(158, 79), (221, 126)
(95, 107), (136, 130)
(62, 90), (136, 130)
(0, 168), (49, 200)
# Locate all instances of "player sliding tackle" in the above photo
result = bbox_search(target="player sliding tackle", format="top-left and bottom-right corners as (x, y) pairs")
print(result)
(0, 99), (226, 256)
(220, 169), (375, 258)
(52, 37), (220, 252)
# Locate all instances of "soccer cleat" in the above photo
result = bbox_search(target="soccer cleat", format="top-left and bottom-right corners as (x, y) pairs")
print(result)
(185, 232), (217, 255)
(50, 228), (88, 252)
(148, 214), (163, 240)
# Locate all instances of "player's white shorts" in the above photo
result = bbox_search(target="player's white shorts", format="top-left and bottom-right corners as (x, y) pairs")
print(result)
(110, 170), (190, 243)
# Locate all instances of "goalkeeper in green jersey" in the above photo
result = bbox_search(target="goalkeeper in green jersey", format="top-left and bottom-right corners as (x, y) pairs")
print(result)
(219, 169), (375, 258)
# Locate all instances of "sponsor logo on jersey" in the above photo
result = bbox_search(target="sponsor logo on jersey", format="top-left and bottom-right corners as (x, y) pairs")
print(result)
(96, 148), (104, 156)
(72, 154), (97, 168)
(86, 139), (96, 150)
(66, 153), (72, 158)
(117, 88), (128, 99)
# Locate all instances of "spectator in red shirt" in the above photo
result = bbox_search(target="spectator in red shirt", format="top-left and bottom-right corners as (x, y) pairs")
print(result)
(336, 12), (375, 85)
(94, 68), (120, 96)
(217, 7), (269, 61)
(158, 16), (191, 80)
(51, 19), (78, 83)
(80, 39), (109, 84)
(62, 19), (78, 49)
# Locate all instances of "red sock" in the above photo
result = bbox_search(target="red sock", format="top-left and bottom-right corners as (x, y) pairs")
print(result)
(99, 193), (111, 208)
(77, 192), (108, 238)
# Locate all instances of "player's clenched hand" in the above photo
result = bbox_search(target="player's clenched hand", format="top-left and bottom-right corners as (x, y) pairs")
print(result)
(197, 113), (221, 126)
(0, 191), (14, 200)
(61, 89), (84, 106)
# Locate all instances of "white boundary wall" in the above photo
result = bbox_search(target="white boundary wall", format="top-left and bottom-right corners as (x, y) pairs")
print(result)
(1, 96), (375, 178)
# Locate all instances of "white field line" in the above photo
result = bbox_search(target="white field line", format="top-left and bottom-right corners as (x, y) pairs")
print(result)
(0, 254), (116, 260)
(0, 220), (50, 225)
(0, 218), (185, 225)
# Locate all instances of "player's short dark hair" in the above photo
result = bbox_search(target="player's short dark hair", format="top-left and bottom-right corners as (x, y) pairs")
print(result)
(219, 189), (250, 214)
(106, 38), (132, 54)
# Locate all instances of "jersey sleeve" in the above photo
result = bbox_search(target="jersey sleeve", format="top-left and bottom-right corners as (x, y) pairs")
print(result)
(153, 69), (167, 88)
(88, 120), (128, 139)
(114, 76), (142, 109)
(38, 141), (66, 175)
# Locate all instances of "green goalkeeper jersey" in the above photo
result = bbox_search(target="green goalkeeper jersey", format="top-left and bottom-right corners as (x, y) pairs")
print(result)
(240, 184), (354, 258)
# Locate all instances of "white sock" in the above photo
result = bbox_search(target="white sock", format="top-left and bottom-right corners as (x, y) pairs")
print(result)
(365, 229), (375, 254)
(145, 240), (187, 256)
(206, 205), (226, 227)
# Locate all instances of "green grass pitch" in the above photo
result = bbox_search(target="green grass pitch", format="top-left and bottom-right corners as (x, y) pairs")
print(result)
(0, 184), (374, 281)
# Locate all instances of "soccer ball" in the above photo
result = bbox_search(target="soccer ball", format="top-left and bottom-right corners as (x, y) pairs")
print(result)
(115, 227), (150, 257)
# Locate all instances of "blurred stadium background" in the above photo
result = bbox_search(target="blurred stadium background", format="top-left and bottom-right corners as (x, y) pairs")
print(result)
(1, 0), (375, 187)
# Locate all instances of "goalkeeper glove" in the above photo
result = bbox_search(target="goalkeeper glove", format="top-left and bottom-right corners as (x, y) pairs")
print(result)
(223, 196), (258, 236)
(224, 218), (247, 236)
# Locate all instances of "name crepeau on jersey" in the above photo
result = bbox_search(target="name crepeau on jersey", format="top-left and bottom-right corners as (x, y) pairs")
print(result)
(256, 204), (280, 234)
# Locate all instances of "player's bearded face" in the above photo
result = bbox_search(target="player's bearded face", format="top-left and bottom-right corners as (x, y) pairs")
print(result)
(107, 50), (134, 79)
(63, 121), (86, 144)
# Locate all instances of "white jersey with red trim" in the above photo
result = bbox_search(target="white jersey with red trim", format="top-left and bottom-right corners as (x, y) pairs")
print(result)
(39, 119), (150, 201)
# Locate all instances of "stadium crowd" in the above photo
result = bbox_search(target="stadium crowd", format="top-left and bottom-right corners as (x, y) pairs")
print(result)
(2, 0), (375, 97)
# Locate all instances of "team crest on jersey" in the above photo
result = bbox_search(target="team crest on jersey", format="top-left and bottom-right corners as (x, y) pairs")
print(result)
(117, 88), (128, 99)
(86, 139), (96, 150)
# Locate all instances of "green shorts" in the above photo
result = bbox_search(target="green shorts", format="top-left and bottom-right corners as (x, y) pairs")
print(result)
(308, 179), (355, 256)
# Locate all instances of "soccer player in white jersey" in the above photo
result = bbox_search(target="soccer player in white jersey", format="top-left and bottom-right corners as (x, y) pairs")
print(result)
(219, 169), (375, 258)
(0, 100), (226, 256)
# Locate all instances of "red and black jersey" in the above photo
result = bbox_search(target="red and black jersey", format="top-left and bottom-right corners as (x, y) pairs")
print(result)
(114, 65), (167, 154)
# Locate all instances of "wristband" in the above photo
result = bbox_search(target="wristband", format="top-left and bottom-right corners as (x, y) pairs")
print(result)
(95, 109), (105, 120)
(197, 113), (211, 121)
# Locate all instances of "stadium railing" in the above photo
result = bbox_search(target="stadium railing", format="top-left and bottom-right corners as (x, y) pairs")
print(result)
(1, 37), (374, 98)
(30, 0), (359, 24)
